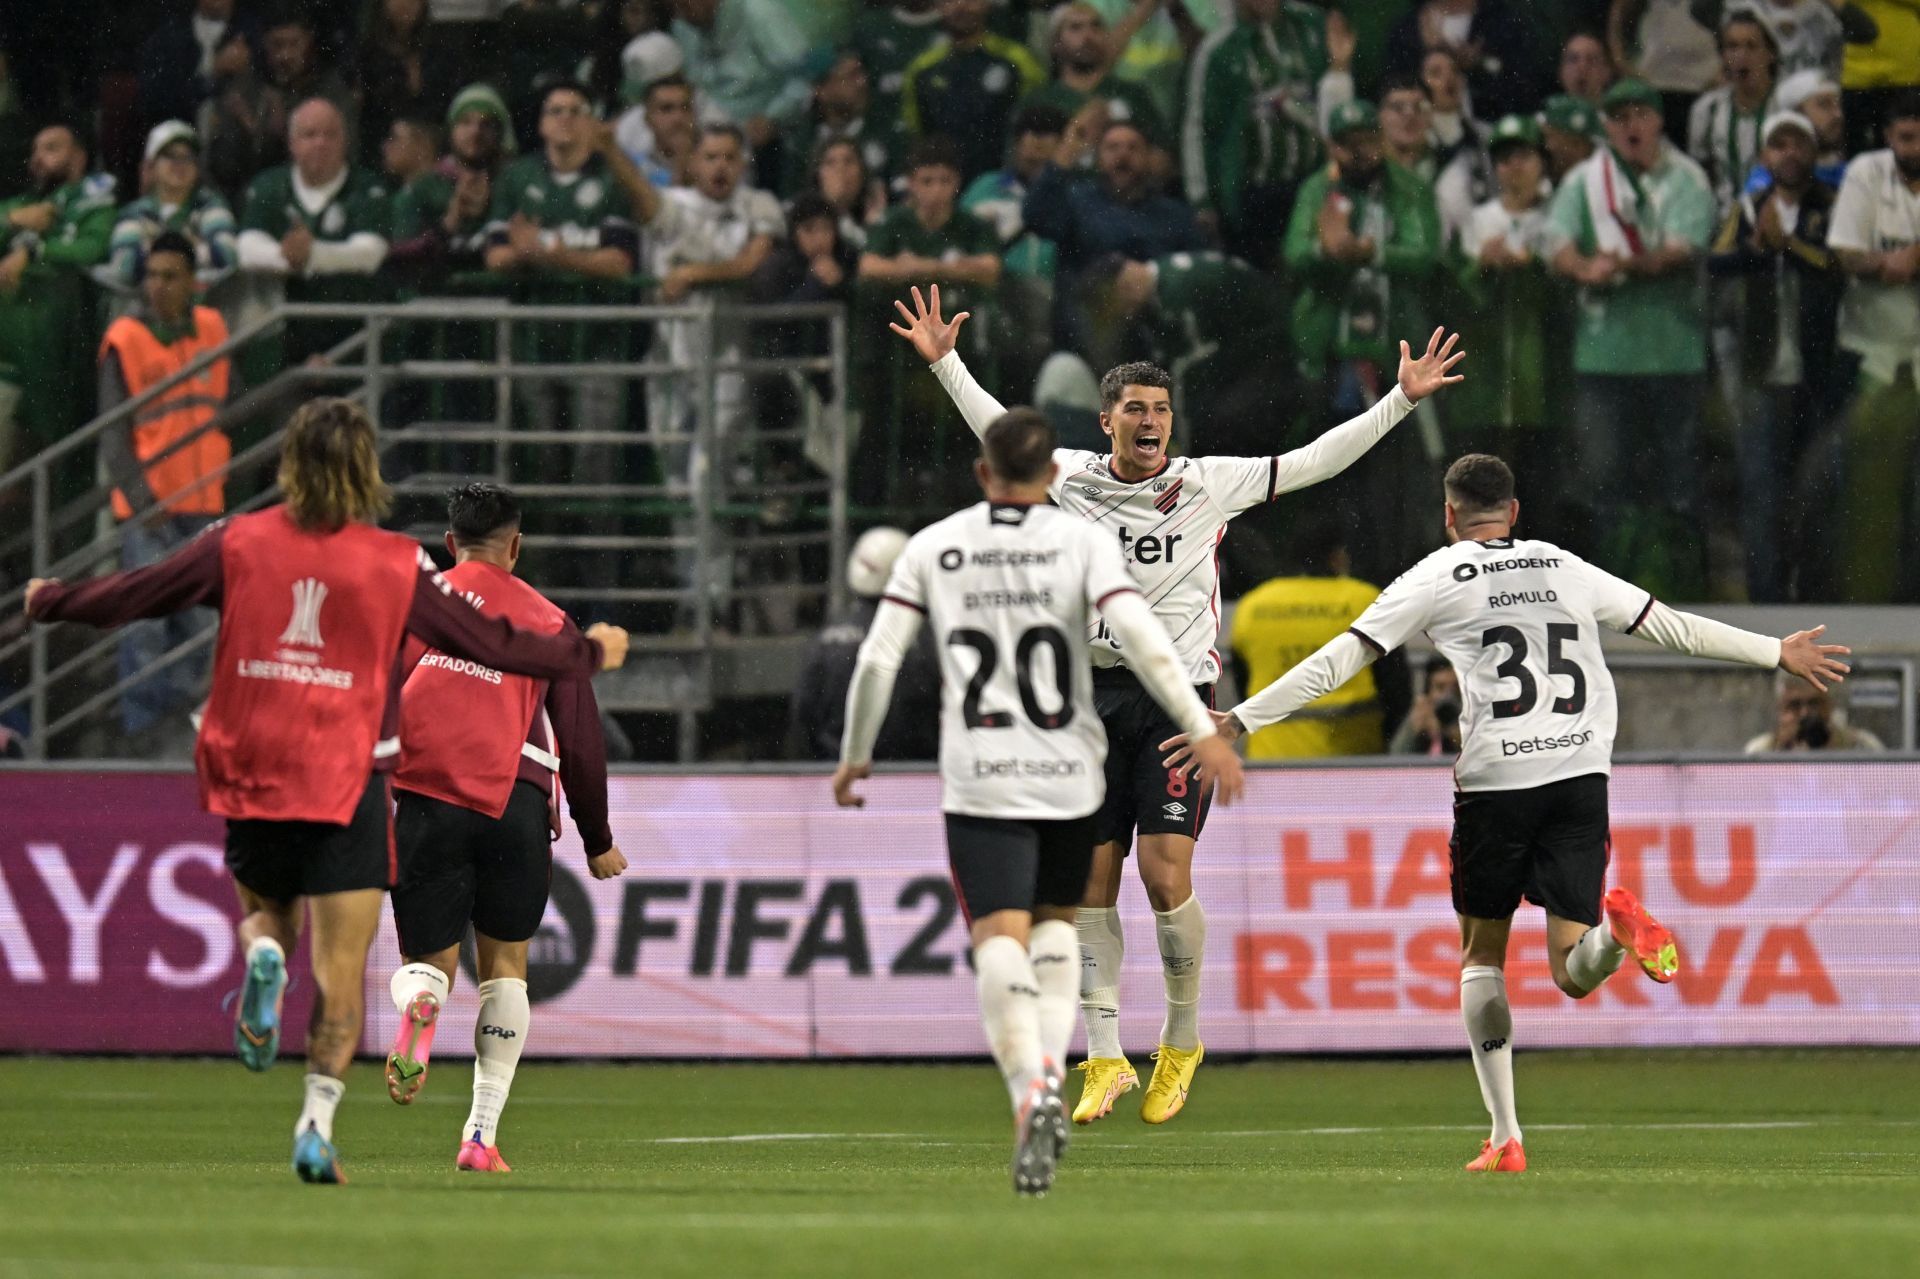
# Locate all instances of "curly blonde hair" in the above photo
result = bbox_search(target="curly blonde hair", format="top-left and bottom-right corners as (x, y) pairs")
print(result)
(277, 398), (392, 532)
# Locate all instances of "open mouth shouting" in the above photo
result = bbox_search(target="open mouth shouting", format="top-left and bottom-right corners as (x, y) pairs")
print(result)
(1129, 430), (1164, 467)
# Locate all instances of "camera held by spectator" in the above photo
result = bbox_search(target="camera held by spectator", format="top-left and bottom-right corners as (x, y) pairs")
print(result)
(1745, 675), (1884, 753)
(1391, 661), (1463, 756)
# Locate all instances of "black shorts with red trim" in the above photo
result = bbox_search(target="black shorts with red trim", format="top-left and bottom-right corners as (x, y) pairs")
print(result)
(391, 781), (554, 956)
(1450, 773), (1610, 927)
(944, 811), (1097, 921)
(1090, 667), (1215, 849)
(225, 772), (395, 900)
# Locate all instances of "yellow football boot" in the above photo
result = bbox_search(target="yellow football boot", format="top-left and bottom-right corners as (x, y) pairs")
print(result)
(1139, 1043), (1203, 1124)
(1071, 1057), (1138, 1125)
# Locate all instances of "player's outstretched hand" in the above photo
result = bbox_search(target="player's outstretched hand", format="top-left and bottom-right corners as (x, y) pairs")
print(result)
(889, 284), (970, 365)
(23, 578), (53, 616)
(586, 622), (630, 671)
(1158, 709), (1243, 777)
(1779, 625), (1851, 691)
(1190, 735), (1245, 807)
(832, 760), (871, 809)
(588, 845), (629, 880)
(1398, 327), (1466, 401)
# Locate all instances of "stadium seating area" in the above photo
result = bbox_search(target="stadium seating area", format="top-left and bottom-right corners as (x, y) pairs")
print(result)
(2, 0), (1918, 760)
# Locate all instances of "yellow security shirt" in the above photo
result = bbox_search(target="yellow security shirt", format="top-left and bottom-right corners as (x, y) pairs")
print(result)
(1844, 2), (1920, 89)
(1230, 575), (1384, 758)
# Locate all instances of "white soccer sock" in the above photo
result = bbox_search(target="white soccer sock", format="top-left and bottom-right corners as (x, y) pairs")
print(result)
(1563, 923), (1627, 996)
(389, 962), (451, 1015)
(296, 1072), (344, 1142)
(464, 977), (529, 1148)
(1153, 895), (1205, 1051)
(974, 935), (1045, 1112)
(1076, 906), (1125, 1059)
(1461, 966), (1521, 1146)
(1028, 919), (1079, 1081)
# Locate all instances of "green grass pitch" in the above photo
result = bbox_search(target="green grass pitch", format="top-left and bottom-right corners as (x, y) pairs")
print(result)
(1, 1051), (1915, 1278)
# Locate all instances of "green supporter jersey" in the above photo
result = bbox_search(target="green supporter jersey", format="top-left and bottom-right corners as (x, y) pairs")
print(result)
(392, 171), (491, 248)
(864, 203), (999, 261)
(1184, 7), (1334, 224)
(1149, 249), (1271, 363)
(1545, 146), (1715, 376)
(863, 203), (999, 313)
(901, 37), (1047, 182)
(1449, 206), (1565, 431)
(851, 7), (948, 136)
(1283, 162), (1442, 371)
(241, 165), (391, 242)
(486, 153), (640, 264)
(0, 173), (118, 268)
(1023, 75), (1169, 150)
(241, 165), (392, 308)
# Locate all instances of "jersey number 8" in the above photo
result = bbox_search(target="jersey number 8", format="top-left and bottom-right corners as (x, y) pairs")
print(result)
(1482, 623), (1587, 720)
(948, 626), (1076, 731)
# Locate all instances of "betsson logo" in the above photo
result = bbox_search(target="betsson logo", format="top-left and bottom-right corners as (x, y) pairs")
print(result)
(1500, 730), (1595, 756)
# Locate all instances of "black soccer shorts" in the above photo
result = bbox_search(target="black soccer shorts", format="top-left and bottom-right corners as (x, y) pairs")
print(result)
(1449, 773), (1611, 927)
(944, 812), (1098, 923)
(1090, 668), (1215, 849)
(391, 781), (554, 956)
(225, 773), (394, 900)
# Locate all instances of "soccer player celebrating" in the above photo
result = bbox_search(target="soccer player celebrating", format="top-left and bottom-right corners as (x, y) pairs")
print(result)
(890, 284), (1463, 1125)
(381, 484), (628, 1174)
(23, 400), (630, 1184)
(831, 408), (1245, 1196)
(1161, 454), (1850, 1172)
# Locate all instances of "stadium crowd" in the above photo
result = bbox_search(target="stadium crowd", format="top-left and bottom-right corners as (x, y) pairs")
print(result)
(1, 1), (1918, 759)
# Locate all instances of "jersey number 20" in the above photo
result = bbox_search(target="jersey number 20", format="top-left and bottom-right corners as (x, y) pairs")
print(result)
(949, 627), (1075, 731)
(1482, 623), (1587, 719)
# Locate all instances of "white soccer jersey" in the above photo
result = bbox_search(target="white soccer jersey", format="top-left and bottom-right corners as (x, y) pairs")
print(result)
(1048, 450), (1278, 683)
(1344, 537), (1653, 791)
(930, 352), (1415, 685)
(881, 501), (1142, 819)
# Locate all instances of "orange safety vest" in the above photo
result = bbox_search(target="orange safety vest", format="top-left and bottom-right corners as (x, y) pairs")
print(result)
(102, 306), (231, 520)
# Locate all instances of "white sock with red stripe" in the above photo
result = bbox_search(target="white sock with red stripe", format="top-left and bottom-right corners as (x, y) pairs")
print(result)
(389, 963), (450, 1015)
(1461, 965), (1521, 1146)
(1076, 907), (1124, 1060)
(465, 978), (528, 1148)
(974, 935), (1045, 1113)
(1153, 895), (1204, 1051)
(1565, 923), (1627, 995)
(1027, 919), (1078, 1082)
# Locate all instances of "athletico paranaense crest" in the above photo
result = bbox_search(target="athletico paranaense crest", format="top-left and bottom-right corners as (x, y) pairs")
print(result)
(1153, 478), (1183, 516)
(278, 578), (328, 648)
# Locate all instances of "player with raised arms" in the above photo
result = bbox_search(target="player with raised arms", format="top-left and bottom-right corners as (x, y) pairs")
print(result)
(1160, 453), (1850, 1172)
(891, 284), (1464, 1125)
(832, 407), (1245, 1196)
(23, 400), (631, 1184)
(380, 483), (628, 1174)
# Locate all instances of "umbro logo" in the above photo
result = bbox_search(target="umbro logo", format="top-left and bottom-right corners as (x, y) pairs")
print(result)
(1164, 802), (1187, 817)
(1082, 485), (1102, 498)
(278, 578), (327, 648)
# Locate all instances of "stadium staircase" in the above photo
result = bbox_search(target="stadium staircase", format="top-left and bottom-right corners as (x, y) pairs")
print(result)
(0, 296), (852, 761)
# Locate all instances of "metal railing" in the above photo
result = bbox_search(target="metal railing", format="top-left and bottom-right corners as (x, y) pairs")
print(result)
(0, 295), (851, 761)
